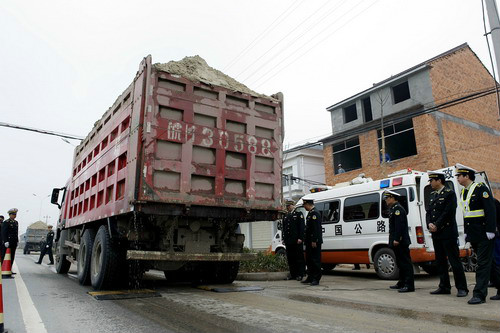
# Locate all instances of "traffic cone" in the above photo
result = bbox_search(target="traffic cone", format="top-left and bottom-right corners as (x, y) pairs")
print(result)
(1, 249), (12, 279)
(0, 271), (5, 332)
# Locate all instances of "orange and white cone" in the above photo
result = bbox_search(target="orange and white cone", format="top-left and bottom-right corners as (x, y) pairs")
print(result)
(0, 270), (4, 332)
(1, 249), (12, 279)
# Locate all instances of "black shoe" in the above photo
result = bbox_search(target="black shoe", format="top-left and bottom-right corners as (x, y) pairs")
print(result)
(309, 280), (319, 286)
(467, 297), (485, 304)
(430, 288), (451, 295)
(301, 279), (313, 284)
(390, 284), (402, 289)
(489, 294), (500, 300)
(48, 262), (54, 265)
(398, 287), (415, 293)
(457, 290), (468, 297)
(35, 262), (41, 265)
(296, 276), (303, 281)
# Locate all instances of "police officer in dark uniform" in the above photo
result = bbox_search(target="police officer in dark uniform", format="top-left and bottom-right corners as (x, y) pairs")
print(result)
(1, 208), (19, 268)
(36, 225), (55, 265)
(455, 164), (496, 304)
(426, 170), (468, 297)
(301, 198), (322, 286)
(384, 190), (414, 292)
(489, 198), (500, 300)
(282, 199), (305, 281)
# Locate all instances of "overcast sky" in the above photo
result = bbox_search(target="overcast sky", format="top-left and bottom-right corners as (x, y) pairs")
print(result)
(1, 0), (498, 233)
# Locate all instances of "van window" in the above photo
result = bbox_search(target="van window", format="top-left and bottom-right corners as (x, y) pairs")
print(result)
(319, 201), (340, 224)
(382, 188), (409, 218)
(344, 193), (379, 222)
(423, 180), (454, 211)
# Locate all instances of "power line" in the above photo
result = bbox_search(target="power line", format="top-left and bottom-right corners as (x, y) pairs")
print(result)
(223, 0), (304, 71)
(251, 0), (381, 88)
(0, 121), (84, 140)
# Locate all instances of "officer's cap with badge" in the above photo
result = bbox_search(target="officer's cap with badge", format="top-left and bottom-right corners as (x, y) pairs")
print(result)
(382, 190), (400, 199)
(454, 163), (477, 177)
(302, 198), (314, 205)
(7, 208), (18, 215)
(285, 198), (295, 206)
(427, 170), (446, 182)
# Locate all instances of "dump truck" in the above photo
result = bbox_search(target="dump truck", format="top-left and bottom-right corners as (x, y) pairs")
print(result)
(51, 55), (284, 290)
(23, 221), (48, 254)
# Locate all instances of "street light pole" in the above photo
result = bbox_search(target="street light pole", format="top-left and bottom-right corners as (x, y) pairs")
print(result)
(33, 193), (50, 221)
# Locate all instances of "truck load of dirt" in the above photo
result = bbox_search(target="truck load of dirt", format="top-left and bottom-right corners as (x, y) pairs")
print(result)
(154, 55), (274, 100)
(28, 221), (47, 229)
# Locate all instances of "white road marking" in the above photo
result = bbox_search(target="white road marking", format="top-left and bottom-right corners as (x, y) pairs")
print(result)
(12, 262), (48, 333)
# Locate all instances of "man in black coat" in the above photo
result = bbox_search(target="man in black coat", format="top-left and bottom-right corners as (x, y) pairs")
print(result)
(384, 190), (414, 292)
(1, 208), (19, 269)
(426, 170), (468, 297)
(301, 198), (322, 286)
(455, 164), (496, 304)
(282, 199), (305, 281)
(36, 225), (55, 265)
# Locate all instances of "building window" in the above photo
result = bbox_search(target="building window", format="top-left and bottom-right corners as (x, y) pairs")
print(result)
(332, 137), (362, 174)
(392, 81), (411, 104)
(343, 193), (380, 222)
(377, 119), (417, 162)
(362, 97), (373, 122)
(343, 104), (358, 123)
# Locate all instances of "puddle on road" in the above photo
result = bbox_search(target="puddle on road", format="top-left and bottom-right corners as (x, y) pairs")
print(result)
(288, 294), (500, 332)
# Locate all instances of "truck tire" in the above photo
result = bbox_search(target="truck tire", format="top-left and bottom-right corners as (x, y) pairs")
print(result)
(90, 225), (123, 290)
(77, 229), (96, 285)
(55, 230), (71, 274)
(374, 247), (399, 280)
(213, 261), (240, 284)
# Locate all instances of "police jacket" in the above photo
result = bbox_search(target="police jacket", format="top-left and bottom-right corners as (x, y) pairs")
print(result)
(425, 187), (458, 240)
(45, 230), (55, 247)
(495, 199), (500, 237)
(305, 208), (323, 245)
(388, 202), (410, 246)
(461, 182), (496, 243)
(1, 218), (19, 246)
(282, 210), (305, 245)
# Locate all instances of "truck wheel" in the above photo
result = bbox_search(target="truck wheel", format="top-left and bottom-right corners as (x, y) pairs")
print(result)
(55, 246), (71, 274)
(77, 229), (96, 285)
(213, 261), (240, 284)
(90, 225), (123, 290)
(374, 248), (399, 280)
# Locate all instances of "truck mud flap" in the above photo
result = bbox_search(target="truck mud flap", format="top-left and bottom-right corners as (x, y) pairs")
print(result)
(126, 250), (257, 261)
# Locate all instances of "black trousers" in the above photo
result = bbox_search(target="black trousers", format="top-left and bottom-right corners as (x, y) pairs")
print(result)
(285, 243), (305, 278)
(471, 239), (494, 300)
(393, 243), (414, 289)
(1, 244), (17, 267)
(38, 245), (54, 264)
(305, 243), (322, 282)
(432, 237), (468, 291)
(491, 238), (500, 295)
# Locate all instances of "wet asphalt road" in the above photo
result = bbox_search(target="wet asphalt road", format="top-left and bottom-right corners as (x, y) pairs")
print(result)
(4, 250), (500, 333)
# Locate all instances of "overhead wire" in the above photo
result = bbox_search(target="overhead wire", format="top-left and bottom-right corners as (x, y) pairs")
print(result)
(222, 0), (304, 71)
(0, 121), (84, 140)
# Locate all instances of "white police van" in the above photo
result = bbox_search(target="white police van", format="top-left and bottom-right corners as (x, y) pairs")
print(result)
(291, 166), (489, 280)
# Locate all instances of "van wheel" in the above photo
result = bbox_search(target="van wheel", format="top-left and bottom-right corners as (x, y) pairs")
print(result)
(374, 248), (399, 280)
(77, 229), (96, 285)
(275, 248), (286, 257)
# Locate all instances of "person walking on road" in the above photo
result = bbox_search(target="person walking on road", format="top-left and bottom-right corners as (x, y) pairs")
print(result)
(301, 198), (322, 286)
(384, 190), (414, 293)
(455, 164), (496, 304)
(1, 208), (19, 269)
(36, 225), (55, 265)
(282, 199), (305, 281)
(426, 170), (468, 297)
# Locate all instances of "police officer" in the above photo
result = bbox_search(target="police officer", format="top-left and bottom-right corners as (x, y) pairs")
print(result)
(455, 164), (496, 304)
(36, 225), (55, 265)
(301, 198), (322, 286)
(384, 190), (414, 292)
(426, 170), (468, 297)
(489, 198), (500, 300)
(1, 208), (19, 268)
(282, 199), (305, 281)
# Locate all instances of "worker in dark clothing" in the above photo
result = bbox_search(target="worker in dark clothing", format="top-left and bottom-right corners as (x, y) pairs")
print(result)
(384, 190), (414, 293)
(1, 208), (19, 269)
(36, 225), (55, 265)
(426, 170), (468, 297)
(301, 198), (323, 286)
(489, 198), (500, 300)
(0, 215), (4, 243)
(282, 199), (305, 281)
(455, 164), (497, 304)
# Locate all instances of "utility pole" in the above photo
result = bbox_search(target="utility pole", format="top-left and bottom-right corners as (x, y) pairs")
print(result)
(377, 91), (391, 178)
(483, 0), (500, 119)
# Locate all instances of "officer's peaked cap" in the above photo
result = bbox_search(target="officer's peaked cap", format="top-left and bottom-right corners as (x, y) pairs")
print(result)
(427, 170), (446, 181)
(383, 190), (400, 198)
(302, 198), (314, 205)
(285, 199), (295, 205)
(8, 208), (18, 214)
(455, 163), (477, 176)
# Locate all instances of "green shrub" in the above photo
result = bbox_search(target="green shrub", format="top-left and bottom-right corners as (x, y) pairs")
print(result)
(239, 250), (288, 272)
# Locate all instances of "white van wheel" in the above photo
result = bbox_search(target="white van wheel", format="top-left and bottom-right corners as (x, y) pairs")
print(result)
(374, 248), (399, 280)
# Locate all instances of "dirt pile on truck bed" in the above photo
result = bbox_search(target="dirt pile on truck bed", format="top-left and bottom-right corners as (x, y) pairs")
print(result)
(154, 55), (272, 99)
(28, 221), (47, 229)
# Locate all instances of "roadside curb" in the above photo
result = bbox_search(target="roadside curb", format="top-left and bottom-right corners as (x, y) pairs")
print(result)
(236, 272), (287, 281)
